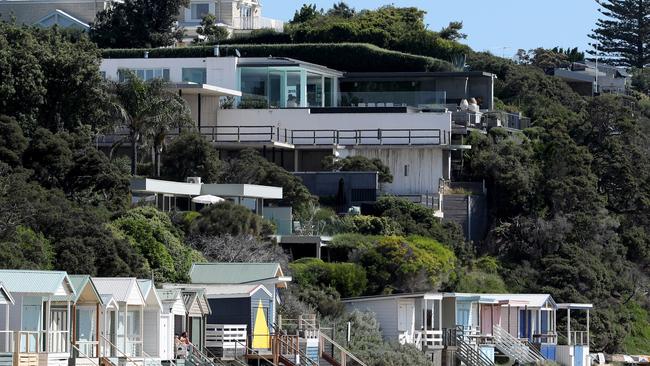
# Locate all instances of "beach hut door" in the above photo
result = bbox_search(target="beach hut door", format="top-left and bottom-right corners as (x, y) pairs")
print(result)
(397, 301), (415, 344)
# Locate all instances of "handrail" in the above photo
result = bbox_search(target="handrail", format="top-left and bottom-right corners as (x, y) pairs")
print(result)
(100, 335), (141, 366)
(275, 335), (318, 366)
(231, 339), (275, 366)
(319, 331), (368, 366)
(493, 325), (543, 363)
(71, 342), (100, 366)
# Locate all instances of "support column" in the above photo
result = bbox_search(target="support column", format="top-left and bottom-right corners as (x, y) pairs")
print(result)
(300, 70), (307, 108)
(45, 298), (51, 353)
(567, 308), (571, 346)
(586, 309), (590, 346)
(197, 93), (202, 129)
(293, 150), (299, 172)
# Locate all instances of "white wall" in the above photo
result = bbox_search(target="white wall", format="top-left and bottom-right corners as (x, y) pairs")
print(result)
(100, 57), (239, 89)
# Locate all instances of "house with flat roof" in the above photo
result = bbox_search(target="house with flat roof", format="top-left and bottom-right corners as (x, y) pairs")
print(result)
(550, 61), (630, 96)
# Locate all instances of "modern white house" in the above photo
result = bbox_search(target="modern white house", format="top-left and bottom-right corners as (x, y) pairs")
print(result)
(0, 270), (76, 366)
(92, 278), (146, 362)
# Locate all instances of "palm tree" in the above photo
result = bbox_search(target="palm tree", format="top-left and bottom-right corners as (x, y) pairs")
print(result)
(107, 71), (192, 176)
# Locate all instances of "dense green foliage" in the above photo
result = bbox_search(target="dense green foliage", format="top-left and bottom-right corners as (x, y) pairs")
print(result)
(101, 43), (455, 72)
(90, 0), (189, 48)
(195, 14), (230, 44)
(323, 155), (393, 183)
(110, 207), (205, 282)
(0, 22), (109, 134)
(161, 131), (222, 183)
(189, 201), (275, 237)
(290, 258), (368, 298)
(588, 0), (650, 67)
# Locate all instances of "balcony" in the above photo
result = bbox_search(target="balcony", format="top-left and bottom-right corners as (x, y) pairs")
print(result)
(339, 91), (447, 110)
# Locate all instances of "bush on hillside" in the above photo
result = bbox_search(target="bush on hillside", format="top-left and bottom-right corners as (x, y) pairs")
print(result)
(101, 43), (454, 72)
(190, 201), (275, 237)
(290, 258), (368, 298)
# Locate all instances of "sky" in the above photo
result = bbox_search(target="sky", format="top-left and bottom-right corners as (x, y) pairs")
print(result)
(263, 0), (601, 58)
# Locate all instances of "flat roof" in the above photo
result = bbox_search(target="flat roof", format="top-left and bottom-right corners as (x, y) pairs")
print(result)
(130, 178), (283, 199)
(174, 83), (242, 97)
(238, 57), (344, 77)
(557, 303), (593, 310)
(342, 71), (496, 79)
(342, 292), (443, 302)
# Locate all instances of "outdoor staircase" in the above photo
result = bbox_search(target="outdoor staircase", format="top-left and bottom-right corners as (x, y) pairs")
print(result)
(452, 330), (494, 366)
(492, 325), (544, 364)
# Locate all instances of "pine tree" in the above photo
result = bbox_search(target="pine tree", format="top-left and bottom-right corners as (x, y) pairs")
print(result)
(588, 0), (650, 67)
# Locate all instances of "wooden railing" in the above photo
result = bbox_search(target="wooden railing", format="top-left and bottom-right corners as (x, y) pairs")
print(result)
(204, 324), (247, 359)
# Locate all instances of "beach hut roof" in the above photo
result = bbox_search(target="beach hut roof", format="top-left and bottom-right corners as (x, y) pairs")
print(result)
(0, 270), (74, 297)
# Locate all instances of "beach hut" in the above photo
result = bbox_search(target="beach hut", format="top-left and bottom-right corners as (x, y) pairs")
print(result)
(0, 282), (15, 366)
(67, 275), (103, 366)
(180, 289), (210, 351)
(136, 280), (163, 364)
(92, 278), (146, 362)
(156, 289), (186, 361)
(556, 303), (592, 366)
(189, 263), (291, 327)
(0, 270), (75, 366)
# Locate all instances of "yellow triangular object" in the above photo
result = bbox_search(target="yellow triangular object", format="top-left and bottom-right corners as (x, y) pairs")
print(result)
(251, 299), (270, 349)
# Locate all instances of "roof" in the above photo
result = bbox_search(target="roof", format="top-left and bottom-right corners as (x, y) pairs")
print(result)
(0, 282), (14, 305)
(173, 83), (241, 97)
(0, 270), (75, 296)
(456, 293), (557, 308)
(202, 284), (271, 298)
(189, 262), (284, 285)
(557, 303), (593, 310)
(237, 57), (343, 77)
(157, 288), (183, 302)
(35, 9), (90, 30)
(137, 279), (163, 310)
(100, 294), (119, 309)
(92, 278), (145, 305)
(342, 292), (443, 303)
(342, 71), (496, 79)
(130, 179), (283, 200)
(62, 275), (102, 303)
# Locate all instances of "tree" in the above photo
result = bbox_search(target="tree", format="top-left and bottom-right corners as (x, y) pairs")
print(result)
(190, 201), (275, 237)
(108, 71), (190, 175)
(323, 155), (393, 183)
(161, 131), (221, 183)
(0, 115), (27, 168)
(290, 4), (321, 24)
(221, 149), (315, 213)
(326, 2), (355, 18)
(189, 234), (288, 265)
(196, 14), (230, 43)
(90, 0), (188, 48)
(632, 67), (650, 94)
(588, 0), (650, 67)
(439, 21), (467, 41)
(0, 23), (110, 134)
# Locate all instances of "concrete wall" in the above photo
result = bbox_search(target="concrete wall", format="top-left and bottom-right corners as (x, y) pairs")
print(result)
(0, 0), (109, 25)
(344, 148), (447, 196)
(100, 57), (239, 89)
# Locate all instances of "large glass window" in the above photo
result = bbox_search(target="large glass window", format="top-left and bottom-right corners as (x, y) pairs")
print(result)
(118, 68), (170, 82)
(286, 71), (302, 107)
(191, 3), (210, 20)
(307, 73), (323, 107)
(182, 68), (207, 84)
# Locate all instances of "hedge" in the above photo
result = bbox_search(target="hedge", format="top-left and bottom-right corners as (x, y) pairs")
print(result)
(101, 43), (455, 72)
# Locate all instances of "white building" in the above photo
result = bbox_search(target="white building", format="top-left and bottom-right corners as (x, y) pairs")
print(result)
(100, 56), (460, 204)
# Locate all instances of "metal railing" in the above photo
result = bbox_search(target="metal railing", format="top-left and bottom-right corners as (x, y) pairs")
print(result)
(96, 126), (451, 148)
(71, 342), (100, 366)
(100, 335), (142, 366)
(492, 325), (544, 364)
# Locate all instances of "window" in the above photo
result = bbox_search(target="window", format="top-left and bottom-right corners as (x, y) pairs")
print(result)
(404, 165), (409, 177)
(118, 68), (170, 82)
(182, 68), (207, 84)
(191, 3), (210, 20)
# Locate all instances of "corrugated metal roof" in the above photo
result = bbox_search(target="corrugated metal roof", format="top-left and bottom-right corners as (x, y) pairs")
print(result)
(189, 263), (281, 284)
(0, 282), (14, 305)
(0, 270), (74, 296)
(92, 277), (143, 303)
(137, 279), (153, 298)
(453, 293), (556, 308)
(156, 289), (182, 302)
(200, 284), (271, 298)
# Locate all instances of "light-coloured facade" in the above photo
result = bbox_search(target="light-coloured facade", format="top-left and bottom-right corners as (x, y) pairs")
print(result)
(0, 0), (118, 29)
(178, 0), (284, 38)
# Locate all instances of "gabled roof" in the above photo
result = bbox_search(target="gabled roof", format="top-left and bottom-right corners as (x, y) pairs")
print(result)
(156, 288), (183, 303)
(189, 262), (286, 286)
(342, 292), (442, 303)
(92, 278), (145, 306)
(452, 293), (557, 308)
(200, 284), (272, 299)
(100, 295), (119, 310)
(137, 279), (163, 310)
(35, 9), (89, 30)
(0, 270), (75, 297)
(0, 282), (14, 305)
(57, 275), (102, 303)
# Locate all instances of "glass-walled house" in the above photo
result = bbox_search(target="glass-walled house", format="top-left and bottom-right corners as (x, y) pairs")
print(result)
(237, 58), (343, 108)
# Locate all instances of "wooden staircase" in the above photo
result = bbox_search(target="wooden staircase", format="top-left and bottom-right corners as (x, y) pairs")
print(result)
(443, 327), (494, 366)
(492, 325), (544, 364)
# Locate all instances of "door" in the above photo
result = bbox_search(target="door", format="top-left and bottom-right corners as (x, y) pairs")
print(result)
(190, 317), (201, 349)
(76, 307), (97, 356)
(457, 302), (471, 329)
(49, 308), (68, 353)
(21, 304), (41, 353)
(397, 301), (415, 344)
(575, 345), (584, 366)
(159, 316), (171, 360)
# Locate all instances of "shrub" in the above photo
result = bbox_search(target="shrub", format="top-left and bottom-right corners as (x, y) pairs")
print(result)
(290, 258), (368, 298)
(336, 215), (403, 236)
(102, 43), (455, 72)
(323, 155), (393, 183)
(190, 201), (275, 237)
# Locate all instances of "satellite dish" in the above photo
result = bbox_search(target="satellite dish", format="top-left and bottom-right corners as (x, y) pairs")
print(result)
(235, 49), (241, 58)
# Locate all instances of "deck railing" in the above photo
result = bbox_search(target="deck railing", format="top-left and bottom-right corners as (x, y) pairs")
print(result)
(17, 330), (69, 354)
(205, 324), (247, 359)
(74, 340), (99, 358)
(0, 331), (13, 353)
(95, 126), (451, 148)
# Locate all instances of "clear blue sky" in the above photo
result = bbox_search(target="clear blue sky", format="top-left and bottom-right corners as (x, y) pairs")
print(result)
(263, 0), (600, 58)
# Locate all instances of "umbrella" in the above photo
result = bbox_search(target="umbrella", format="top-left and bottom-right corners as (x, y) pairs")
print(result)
(192, 195), (225, 205)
